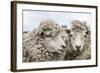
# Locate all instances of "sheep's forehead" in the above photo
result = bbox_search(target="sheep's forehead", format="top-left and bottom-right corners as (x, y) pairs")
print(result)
(71, 20), (88, 31)
(72, 24), (86, 31)
(71, 29), (85, 36)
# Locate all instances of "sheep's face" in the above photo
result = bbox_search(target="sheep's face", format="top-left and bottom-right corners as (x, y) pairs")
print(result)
(68, 29), (89, 52)
(45, 34), (67, 54)
(38, 20), (68, 54)
(39, 27), (67, 54)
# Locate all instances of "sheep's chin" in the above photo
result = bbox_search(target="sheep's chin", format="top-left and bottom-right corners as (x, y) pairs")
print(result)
(72, 49), (82, 57)
(74, 48), (83, 53)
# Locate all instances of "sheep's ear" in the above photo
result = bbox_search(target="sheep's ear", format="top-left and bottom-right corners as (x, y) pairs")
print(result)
(38, 31), (44, 38)
(40, 32), (44, 38)
(65, 29), (70, 34)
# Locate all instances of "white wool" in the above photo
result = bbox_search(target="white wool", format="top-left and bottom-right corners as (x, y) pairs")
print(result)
(64, 20), (91, 60)
(23, 19), (69, 62)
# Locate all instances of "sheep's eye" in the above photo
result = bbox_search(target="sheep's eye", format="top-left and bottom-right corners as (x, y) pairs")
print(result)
(70, 34), (73, 37)
(46, 35), (51, 37)
(84, 35), (87, 38)
(37, 48), (40, 49)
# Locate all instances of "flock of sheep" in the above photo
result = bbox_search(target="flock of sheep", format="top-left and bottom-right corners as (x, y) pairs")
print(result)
(23, 19), (91, 62)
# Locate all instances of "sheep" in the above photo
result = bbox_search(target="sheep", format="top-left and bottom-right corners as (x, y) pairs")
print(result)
(64, 20), (91, 60)
(23, 19), (68, 62)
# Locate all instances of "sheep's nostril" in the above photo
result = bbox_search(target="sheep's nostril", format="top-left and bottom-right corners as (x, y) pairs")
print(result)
(75, 45), (81, 49)
(61, 45), (66, 48)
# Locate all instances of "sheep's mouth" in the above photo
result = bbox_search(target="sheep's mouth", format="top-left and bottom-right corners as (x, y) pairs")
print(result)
(72, 50), (82, 57)
(59, 50), (65, 53)
(57, 49), (65, 54)
(52, 50), (65, 54)
(73, 48), (82, 53)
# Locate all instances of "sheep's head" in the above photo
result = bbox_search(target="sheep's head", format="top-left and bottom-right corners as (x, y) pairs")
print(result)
(68, 29), (89, 52)
(45, 33), (67, 54)
(38, 20), (67, 54)
(66, 20), (90, 54)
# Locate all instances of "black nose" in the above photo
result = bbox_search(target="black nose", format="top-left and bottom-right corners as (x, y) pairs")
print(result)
(75, 45), (81, 49)
(61, 45), (66, 48)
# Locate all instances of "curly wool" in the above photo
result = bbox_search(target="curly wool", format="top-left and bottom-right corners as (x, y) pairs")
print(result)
(64, 20), (91, 60)
(23, 20), (67, 62)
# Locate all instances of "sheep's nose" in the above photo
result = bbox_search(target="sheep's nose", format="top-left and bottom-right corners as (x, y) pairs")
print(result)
(75, 45), (81, 50)
(61, 45), (66, 48)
